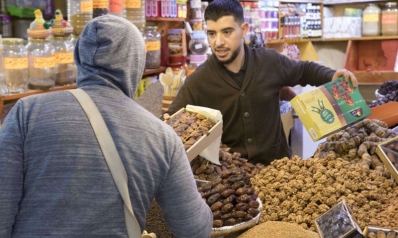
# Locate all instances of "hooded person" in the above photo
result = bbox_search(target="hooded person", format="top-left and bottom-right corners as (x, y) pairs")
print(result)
(0, 15), (212, 237)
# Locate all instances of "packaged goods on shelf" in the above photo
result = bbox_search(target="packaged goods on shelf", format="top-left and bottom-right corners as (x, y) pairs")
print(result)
(323, 17), (362, 38)
(291, 77), (371, 142)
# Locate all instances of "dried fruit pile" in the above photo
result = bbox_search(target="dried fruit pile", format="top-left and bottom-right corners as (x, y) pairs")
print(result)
(192, 145), (264, 228)
(252, 156), (397, 231)
(164, 110), (215, 151)
(369, 193), (398, 228)
(314, 119), (396, 176)
(367, 230), (398, 238)
(369, 80), (398, 108)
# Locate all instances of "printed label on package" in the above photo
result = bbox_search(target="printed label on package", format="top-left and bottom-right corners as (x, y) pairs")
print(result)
(363, 14), (379, 22)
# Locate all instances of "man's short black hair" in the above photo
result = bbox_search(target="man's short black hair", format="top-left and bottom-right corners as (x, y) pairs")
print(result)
(204, 0), (244, 24)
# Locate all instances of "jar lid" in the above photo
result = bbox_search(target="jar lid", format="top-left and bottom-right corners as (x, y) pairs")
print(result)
(2, 38), (24, 45)
(190, 54), (207, 63)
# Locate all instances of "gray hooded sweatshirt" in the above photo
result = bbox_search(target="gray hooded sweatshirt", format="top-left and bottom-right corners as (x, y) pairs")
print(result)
(0, 15), (212, 238)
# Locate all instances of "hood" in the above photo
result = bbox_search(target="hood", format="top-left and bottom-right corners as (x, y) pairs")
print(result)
(74, 15), (146, 98)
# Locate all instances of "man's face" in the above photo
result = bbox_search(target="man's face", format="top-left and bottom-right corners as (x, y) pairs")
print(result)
(206, 16), (248, 65)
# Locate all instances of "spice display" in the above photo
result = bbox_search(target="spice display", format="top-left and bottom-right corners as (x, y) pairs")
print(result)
(252, 155), (397, 231)
(382, 2), (398, 36)
(93, 0), (109, 18)
(190, 144), (263, 228)
(238, 221), (320, 238)
(51, 10), (76, 86)
(189, 30), (208, 55)
(68, 0), (93, 35)
(143, 26), (161, 69)
(164, 111), (215, 151)
(3, 38), (28, 93)
(313, 119), (395, 176)
(363, 3), (381, 36)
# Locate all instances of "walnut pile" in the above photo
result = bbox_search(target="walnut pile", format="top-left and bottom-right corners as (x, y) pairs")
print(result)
(252, 155), (397, 231)
(369, 190), (398, 229)
(314, 119), (396, 177)
(191, 144), (264, 181)
(164, 111), (215, 151)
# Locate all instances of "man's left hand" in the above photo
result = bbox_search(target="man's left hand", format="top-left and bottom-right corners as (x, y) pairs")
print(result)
(332, 69), (358, 87)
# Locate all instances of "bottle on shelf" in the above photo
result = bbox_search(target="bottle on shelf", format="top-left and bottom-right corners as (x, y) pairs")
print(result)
(124, 0), (145, 31)
(362, 3), (381, 36)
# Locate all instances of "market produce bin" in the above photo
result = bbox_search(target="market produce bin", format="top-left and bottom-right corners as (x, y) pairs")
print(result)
(376, 136), (398, 182)
(367, 102), (398, 128)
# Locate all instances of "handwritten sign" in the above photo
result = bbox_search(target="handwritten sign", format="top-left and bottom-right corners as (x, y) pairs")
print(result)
(125, 0), (141, 8)
(110, 0), (123, 12)
(55, 53), (74, 64)
(4, 58), (28, 69)
(81, 1), (93, 12)
(93, 0), (109, 8)
(34, 57), (56, 68)
(146, 41), (160, 52)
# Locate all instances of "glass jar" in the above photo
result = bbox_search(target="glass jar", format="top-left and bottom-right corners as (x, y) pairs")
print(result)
(124, 0), (145, 31)
(93, 0), (109, 18)
(109, 0), (123, 17)
(71, 34), (79, 47)
(143, 26), (161, 69)
(26, 38), (56, 90)
(189, 30), (208, 55)
(187, 54), (206, 76)
(363, 4), (381, 36)
(68, 0), (93, 35)
(52, 36), (76, 86)
(382, 2), (398, 36)
(3, 38), (28, 93)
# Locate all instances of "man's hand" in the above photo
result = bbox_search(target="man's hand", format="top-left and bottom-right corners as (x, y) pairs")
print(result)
(332, 69), (358, 87)
(279, 86), (296, 101)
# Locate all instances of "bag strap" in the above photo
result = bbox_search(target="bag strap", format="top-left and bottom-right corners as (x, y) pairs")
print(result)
(68, 89), (141, 238)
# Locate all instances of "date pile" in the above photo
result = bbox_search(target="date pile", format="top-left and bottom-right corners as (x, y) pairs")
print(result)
(369, 80), (398, 108)
(192, 145), (264, 228)
(164, 110), (215, 151)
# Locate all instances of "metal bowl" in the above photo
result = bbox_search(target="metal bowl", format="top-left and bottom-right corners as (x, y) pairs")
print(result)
(375, 89), (385, 99)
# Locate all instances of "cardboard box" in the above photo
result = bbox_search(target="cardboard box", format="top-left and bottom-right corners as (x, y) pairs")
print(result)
(363, 226), (398, 237)
(376, 136), (398, 182)
(291, 77), (371, 141)
(164, 107), (222, 162)
(315, 200), (364, 238)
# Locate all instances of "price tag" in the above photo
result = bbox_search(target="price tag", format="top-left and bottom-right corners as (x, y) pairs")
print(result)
(363, 14), (379, 22)
(93, 0), (109, 8)
(146, 41), (160, 52)
(81, 1), (93, 12)
(382, 14), (397, 24)
(125, 0), (141, 8)
(55, 53), (74, 64)
(4, 58), (28, 69)
(110, 0), (123, 12)
(34, 57), (56, 68)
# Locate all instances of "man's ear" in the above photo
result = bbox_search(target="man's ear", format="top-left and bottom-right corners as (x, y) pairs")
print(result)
(241, 22), (249, 38)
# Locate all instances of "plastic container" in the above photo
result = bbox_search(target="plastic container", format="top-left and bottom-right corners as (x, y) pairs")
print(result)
(143, 25), (161, 69)
(68, 0), (93, 35)
(109, 0), (123, 17)
(382, 2), (398, 36)
(52, 36), (76, 86)
(189, 30), (208, 55)
(93, 0), (109, 18)
(3, 38), (28, 93)
(26, 38), (56, 90)
(124, 0), (145, 31)
(363, 3), (381, 36)
(187, 54), (206, 76)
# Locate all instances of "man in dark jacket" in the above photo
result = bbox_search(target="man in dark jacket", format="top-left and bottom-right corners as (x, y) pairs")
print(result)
(166, 0), (358, 165)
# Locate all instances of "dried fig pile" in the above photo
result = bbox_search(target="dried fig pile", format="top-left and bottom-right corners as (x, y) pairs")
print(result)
(314, 119), (396, 177)
(252, 156), (397, 231)
(164, 111), (215, 151)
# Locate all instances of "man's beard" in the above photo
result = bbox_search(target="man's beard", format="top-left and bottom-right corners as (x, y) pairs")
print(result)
(212, 46), (241, 65)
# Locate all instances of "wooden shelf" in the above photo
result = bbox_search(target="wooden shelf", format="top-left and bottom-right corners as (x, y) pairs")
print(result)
(266, 36), (398, 44)
(143, 67), (166, 76)
(146, 17), (186, 22)
(2, 84), (77, 102)
(323, 0), (387, 5)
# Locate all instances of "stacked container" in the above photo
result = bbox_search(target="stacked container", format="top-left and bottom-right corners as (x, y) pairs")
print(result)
(124, 0), (145, 31)
(3, 38), (28, 93)
(68, 0), (93, 36)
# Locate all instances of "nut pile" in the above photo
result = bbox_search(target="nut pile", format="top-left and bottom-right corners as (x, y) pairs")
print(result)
(369, 193), (398, 228)
(193, 145), (263, 228)
(237, 221), (320, 238)
(252, 156), (397, 231)
(314, 119), (396, 177)
(164, 111), (216, 151)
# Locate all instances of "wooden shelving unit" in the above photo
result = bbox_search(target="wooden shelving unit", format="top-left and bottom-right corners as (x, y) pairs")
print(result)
(266, 36), (398, 44)
(145, 17), (186, 22)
